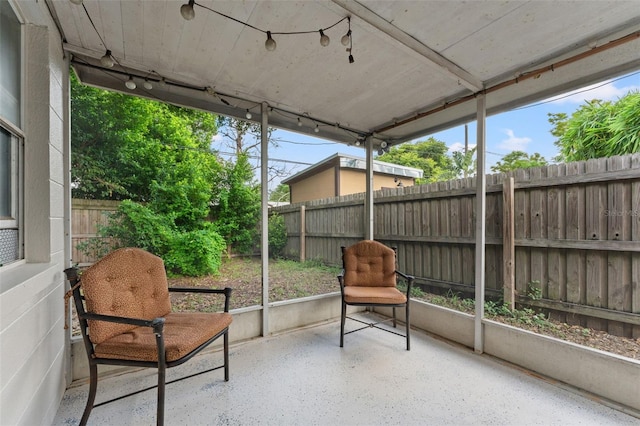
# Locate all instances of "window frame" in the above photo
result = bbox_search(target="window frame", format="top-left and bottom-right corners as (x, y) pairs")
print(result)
(0, 1), (24, 266)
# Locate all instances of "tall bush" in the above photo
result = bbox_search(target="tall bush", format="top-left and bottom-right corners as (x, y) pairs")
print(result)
(268, 213), (287, 258)
(164, 225), (226, 276)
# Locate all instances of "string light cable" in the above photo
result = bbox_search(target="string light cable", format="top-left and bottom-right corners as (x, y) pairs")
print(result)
(181, 1), (354, 62)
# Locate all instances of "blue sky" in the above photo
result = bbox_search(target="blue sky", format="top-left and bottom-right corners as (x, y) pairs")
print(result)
(220, 71), (639, 190)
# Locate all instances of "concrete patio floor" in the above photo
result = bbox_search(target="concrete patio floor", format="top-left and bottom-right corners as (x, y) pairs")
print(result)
(54, 314), (639, 425)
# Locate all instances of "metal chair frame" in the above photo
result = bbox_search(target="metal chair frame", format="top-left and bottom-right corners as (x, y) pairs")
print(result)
(64, 267), (232, 426)
(338, 243), (415, 350)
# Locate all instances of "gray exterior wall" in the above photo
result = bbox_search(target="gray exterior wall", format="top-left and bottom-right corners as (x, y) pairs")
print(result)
(0, 1), (70, 424)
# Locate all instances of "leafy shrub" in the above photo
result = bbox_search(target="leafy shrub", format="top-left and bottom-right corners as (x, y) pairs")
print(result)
(268, 213), (287, 258)
(77, 200), (226, 276)
(164, 226), (225, 276)
(106, 200), (174, 254)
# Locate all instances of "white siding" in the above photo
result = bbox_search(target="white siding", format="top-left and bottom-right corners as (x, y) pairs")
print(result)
(0, 1), (69, 424)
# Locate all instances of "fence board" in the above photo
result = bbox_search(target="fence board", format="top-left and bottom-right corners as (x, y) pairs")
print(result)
(607, 156), (633, 336)
(529, 167), (548, 300)
(546, 164), (567, 321)
(632, 153), (640, 338)
(564, 161), (587, 326)
(585, 158), (609, 331)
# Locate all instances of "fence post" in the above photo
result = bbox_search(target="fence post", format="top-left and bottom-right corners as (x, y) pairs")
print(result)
(300, 205), (306, 262)
(503, 177), (515, 309)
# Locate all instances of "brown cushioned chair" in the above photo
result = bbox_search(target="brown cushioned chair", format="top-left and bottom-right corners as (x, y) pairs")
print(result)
(64, 247), (232, 426)
(338, 240), (414, 350)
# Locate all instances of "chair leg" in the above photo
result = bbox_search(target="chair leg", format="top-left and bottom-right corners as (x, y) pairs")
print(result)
(406, 302), (411, 351)
(79, 363), (98, 426)
(340, 300), (346, 347)
(155, 333), (166, 426)
(392, 307), (397, 328)
(224, 331), (229, 382)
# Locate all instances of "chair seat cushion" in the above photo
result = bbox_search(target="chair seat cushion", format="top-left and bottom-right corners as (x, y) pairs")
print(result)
(93, 312), (232, 363)
(344, 286), (407, 305)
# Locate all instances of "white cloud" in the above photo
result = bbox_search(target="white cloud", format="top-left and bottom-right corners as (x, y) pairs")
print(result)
(498, 129), (531, 151)
(448, 142), (476, 153)
(545, 80), (639, 105)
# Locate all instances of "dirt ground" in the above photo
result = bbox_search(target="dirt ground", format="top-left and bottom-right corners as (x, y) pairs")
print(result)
(168, 257), (640, 361)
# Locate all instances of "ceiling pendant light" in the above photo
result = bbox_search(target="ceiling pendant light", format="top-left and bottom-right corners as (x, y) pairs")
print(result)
(100, 50), (114, 68)
(314, 124), (320, 133)
(297, 118), (303, 127)
(319, 30), (330, 47)
(125, 76), (137, 90)
(245, 110), (252, 120)
(341, 30), (351, 46)
(341, 17), (352, 46)
(265, 31), (276, 51)
(143, 79), (153, 90)
(180, 0), (195, 20)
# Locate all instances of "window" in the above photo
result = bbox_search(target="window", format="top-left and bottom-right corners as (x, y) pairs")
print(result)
(0, 1), (23, 266)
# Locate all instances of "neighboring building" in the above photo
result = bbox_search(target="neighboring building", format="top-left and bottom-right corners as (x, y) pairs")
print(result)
(282, 153), (423, 204)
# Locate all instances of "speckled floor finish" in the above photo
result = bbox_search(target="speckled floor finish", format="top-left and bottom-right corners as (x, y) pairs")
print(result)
(54, 314), (639, 425)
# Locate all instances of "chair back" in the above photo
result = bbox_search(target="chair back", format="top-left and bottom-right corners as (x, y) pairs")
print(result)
(80, 247), (171, 344)
(342, 240), (396, 288)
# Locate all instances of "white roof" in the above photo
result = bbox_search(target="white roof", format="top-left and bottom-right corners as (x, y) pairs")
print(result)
(282, 152), (423, 184)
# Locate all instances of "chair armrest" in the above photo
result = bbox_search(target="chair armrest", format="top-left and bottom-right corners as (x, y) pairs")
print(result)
(168, 287), (233, 312)
(337, 270), (345, 293)
(395, 271), (414, 282)
(81, 312), (165, 331)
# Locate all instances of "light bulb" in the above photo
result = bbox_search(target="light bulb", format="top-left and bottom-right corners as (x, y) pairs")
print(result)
(69, 0), (83, 5)
(143, 79), (153, 90)
(341, 30), (351, 46)
(245, 110), (252, 120)
(355, 140), (361, 146)
(180, 0), (195, 20)
(265, 31), (276, 51)
(100, 50), (114, 68)
(319, 30), (330, 47)
(314, 124), (320, 133)
(297, 118), (302, 127)
(125, 76), (136, 90)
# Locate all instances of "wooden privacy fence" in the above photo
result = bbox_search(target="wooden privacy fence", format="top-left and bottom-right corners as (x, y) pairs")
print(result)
(273, 154), (640, 338)
(71, 199), (120, 266)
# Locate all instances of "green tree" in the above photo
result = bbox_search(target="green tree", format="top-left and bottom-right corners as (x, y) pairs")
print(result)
(71, 74), (219, 205)
(549, 91), (640, 162)
(210, 153), (261, 254)
(269, 184), (290, 203)
(377, 137), (456, 183)
(490, 151), (548, 173)
(451, 147), (477, 178)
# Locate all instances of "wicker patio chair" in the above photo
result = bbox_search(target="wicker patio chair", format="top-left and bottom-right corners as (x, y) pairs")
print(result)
(338, 240), (414, 350)
(64, 247), (232, 426)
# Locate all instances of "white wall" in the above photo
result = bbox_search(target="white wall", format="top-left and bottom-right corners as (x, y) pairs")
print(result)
(0, 1), (70, 424)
